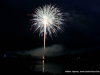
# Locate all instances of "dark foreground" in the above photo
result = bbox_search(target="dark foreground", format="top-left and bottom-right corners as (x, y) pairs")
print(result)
(1, 54), (100, 74)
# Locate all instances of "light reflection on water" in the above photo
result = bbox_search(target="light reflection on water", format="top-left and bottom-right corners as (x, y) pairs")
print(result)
(33, 60), (63, 75)
(43, 60), (44, 73)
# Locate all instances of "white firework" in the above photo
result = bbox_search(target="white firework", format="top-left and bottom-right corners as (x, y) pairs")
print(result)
(29, 4), (66, 59)
(30, 4), (66, 38)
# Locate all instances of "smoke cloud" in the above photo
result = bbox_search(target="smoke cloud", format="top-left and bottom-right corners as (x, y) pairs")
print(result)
(5, 44), (100, 57)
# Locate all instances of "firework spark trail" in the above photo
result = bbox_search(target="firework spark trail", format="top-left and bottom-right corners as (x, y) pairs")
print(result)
(43, 23), (46, 59)
(29, 4), (66, 59)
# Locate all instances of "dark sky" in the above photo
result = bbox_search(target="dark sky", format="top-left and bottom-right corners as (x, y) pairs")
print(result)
(1, 0), (100, 56)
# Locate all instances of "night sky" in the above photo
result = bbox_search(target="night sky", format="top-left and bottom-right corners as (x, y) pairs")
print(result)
(1, 0), (100, 57)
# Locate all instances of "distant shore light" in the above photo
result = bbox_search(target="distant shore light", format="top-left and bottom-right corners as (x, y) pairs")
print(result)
(4, 55), (6, 57)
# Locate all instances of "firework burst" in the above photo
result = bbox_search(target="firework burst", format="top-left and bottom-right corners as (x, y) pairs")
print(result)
(30, 4), (66, 39)
(28, 4), (66, 60)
